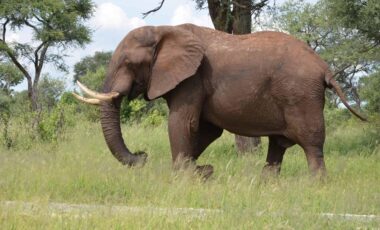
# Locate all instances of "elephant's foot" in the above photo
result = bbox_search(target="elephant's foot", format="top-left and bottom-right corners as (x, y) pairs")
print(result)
(310, 167), (327, 181)
(195, 164), (214, 180)
(121, 151), (148, 167)
(172, 158), (213, 180)
(261, 163), (281, 179)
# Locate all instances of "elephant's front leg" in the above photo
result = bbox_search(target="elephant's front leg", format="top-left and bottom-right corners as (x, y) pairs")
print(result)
(168, 111), (213, 179)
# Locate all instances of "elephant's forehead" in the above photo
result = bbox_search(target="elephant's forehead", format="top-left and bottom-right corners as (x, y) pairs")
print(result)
(126, 27), (155, 46)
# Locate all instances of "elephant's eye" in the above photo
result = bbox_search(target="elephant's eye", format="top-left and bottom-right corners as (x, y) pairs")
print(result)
(125, 60), (136, 70)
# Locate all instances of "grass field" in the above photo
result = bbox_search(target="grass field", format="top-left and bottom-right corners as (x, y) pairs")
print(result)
(0, 120), (379, 229)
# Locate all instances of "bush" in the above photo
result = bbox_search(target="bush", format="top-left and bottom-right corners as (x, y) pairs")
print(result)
(0, 101), (77, 149)
(324, 106), (351, 130)
(36, 103), (76, 142)
(61, 92), (100, 122)
(325, 118), (380, 156)
(360, 71), (380, 114)
(142, 109), (166, 127)
(121, 97), (168, 125)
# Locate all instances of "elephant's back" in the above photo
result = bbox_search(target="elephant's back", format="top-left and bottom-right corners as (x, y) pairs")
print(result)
(202, 30), (328, 136)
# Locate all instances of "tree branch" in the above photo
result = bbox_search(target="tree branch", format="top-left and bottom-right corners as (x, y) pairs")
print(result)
(1, 18), (10, 42)
(252, 0), (269, 13)
(24, 20), (40, 34)
(34, 41), (48, 69)
(331, 64), (352, 78)
(1, 19), (32, 80)
(5, 47), (32, 81)
(232, 0), (248, 9)
(34, 43), (49, 86)
(142, 0), (165, 18)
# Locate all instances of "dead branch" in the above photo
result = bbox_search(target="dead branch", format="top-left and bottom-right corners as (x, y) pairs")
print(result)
(142, 0), (165, 18)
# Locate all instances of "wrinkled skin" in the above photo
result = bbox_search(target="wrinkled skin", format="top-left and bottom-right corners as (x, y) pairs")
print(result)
(95, 24), (365, 178)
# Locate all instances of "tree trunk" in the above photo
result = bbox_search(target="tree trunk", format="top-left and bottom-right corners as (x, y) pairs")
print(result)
(26, 77), (38, 111)
(232, 0), (252, 34)
(207, 0), (233, 33)
(235, 135), (260, 154)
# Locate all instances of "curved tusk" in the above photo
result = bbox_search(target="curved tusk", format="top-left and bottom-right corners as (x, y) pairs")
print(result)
(76, 81), (119, 101)
(72, 92), (101, 105)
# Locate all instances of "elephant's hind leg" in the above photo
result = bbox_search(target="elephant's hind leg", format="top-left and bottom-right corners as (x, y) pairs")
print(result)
(262, 135), (294, 177)
(284, 105), (327, 176)
(302, 145), (326, 177)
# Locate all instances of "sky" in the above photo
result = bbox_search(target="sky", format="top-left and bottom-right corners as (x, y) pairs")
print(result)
(9, 0), (316, 91)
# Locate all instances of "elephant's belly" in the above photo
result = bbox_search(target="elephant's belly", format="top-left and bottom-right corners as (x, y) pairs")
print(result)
(203, 92), (286, 137)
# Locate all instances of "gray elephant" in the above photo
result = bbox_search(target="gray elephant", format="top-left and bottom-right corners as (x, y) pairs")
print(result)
(74, 24), (366, 178)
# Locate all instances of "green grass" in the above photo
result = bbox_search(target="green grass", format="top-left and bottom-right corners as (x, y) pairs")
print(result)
(0, 120), (379, 229)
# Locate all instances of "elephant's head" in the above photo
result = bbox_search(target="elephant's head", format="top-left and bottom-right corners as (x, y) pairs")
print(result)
(73, 25), (205, 166)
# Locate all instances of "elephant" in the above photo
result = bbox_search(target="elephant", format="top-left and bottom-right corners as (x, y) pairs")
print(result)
(73, 23), (366, 178)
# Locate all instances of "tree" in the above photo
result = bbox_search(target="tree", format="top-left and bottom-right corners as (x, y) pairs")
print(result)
(0, 0), (94, 111)
(0, 61), (23, 95)
(0, 61), (23, 121)
(73, 51), (112, 85)
(37, 75), (65, 110)
(72, 52), (111, 121)
(360, 71), (380, 114)
(326, 0), (380, 43)
(0, 61), (22, 148)
(194, 0), (269, 34)
(272, 0), (380, 108)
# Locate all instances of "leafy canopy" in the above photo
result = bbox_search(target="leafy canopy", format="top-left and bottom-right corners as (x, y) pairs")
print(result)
(73, 51), (112, 84)
(0, 0), (94, 72)
(273, 0), (380, 107)
(0, 0), (94, 110)
(0, 62), (23, 95)
(326, 0), (380, 43)
(360, 71), (380, 114)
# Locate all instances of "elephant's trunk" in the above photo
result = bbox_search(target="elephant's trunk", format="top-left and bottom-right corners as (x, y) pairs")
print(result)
(100, 98), (147, 166)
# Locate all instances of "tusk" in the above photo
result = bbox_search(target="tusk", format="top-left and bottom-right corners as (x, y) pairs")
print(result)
(76, 81), (119, 101)
(72, 92), (101, 105)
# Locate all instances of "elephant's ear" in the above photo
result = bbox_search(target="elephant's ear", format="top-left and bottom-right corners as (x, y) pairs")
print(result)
(147, 27), (205, 100)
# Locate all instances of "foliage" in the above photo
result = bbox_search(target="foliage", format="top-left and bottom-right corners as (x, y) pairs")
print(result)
(120, 97), (168, 126)
(0, 91), (12, 148)
(8, 90), (29, 115)
(326, 0), (380, 43)
(73, 51), (112, 85)
(194, 0), (270, 34)
(71, 53), (110, 122)
(0, 101), (76, 148)
(360, 71), (380, 114)
(0, 62), (22, 148)
(78, 65), (106, 92)
(0, 75), (72, 147)
(0, 62), (23, 95)
(272, 0), (380, 108)
(0, 0), (94, 110)
(37, 75), (65, 110)
(36, 102), (76, 142)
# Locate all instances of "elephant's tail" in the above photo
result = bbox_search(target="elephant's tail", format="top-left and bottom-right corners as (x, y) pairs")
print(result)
(325, 72), (367, 121)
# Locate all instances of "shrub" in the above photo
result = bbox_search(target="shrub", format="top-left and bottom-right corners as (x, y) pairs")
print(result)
(36, 103), (76, 142)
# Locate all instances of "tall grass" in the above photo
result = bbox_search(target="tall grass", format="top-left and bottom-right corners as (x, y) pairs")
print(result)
(0, 119), (379, 229)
